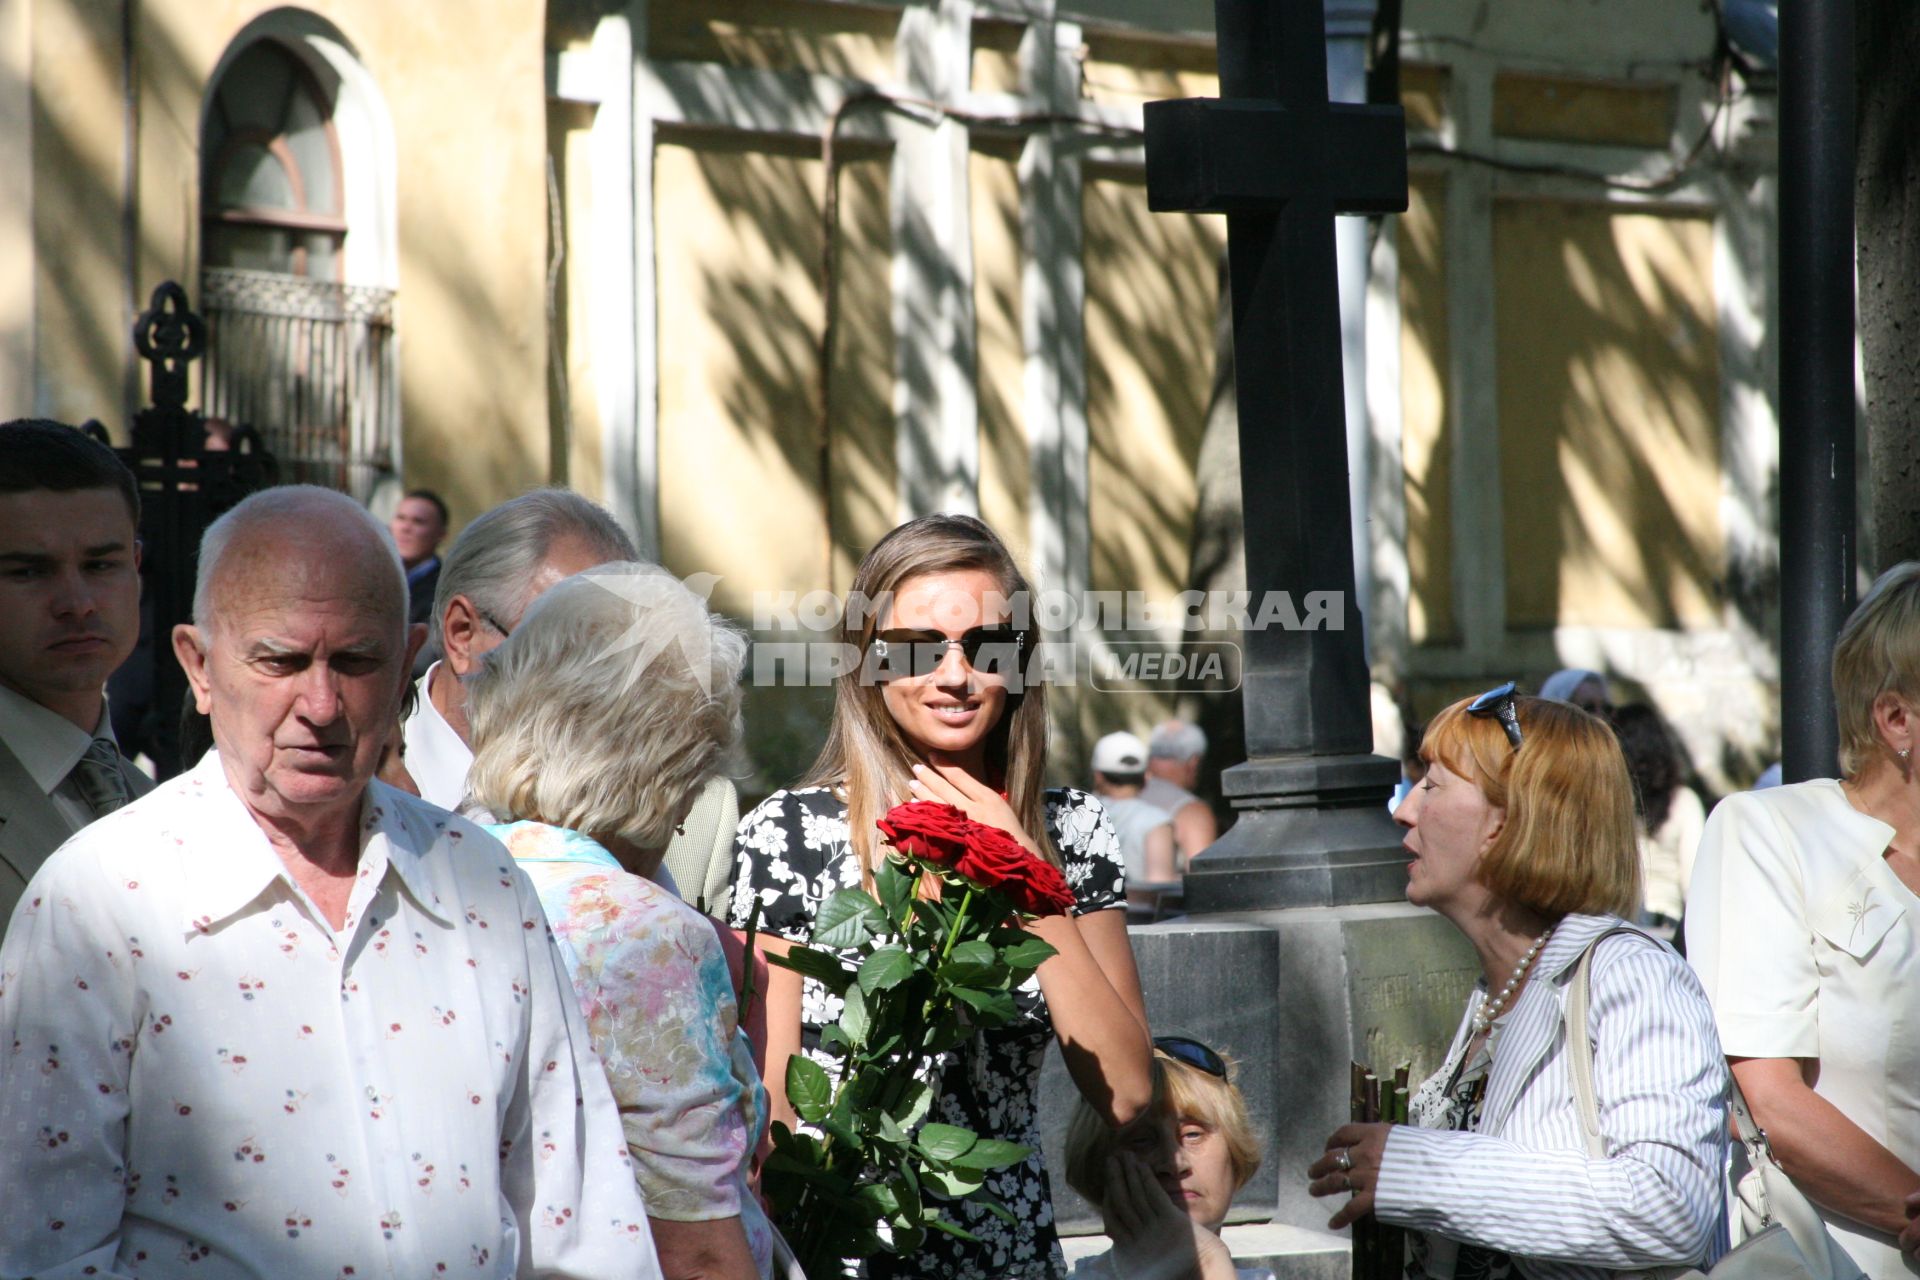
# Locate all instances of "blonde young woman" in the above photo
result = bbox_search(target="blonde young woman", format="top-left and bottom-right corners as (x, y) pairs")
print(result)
(728, 514), (1154, 1280)
(1690, 562), (1920, 1280)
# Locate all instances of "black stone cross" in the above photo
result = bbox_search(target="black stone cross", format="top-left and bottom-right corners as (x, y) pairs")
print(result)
(1146, 0), (1410, 910)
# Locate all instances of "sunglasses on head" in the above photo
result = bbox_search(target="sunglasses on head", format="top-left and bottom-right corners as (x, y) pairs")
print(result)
(1153, 1035), (1227, 1079)
(1467, 680), (1524, 751)
(869, 624), (1027, 678)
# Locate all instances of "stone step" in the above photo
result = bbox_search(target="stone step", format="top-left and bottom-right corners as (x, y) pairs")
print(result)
(1060, 1221), (1350, 1280)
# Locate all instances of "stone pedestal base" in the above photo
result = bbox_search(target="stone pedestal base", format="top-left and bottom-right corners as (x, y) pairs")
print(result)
(1039, 908), (1475, 1236)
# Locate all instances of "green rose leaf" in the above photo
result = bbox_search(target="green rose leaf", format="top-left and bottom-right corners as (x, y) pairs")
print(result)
(812, 889), (886, 949)
(950, 1138), (1031, 1171)
(952, 985), (1018, 1023)
(979, 1197), (1017, 1225)
(857, 1183), (899, 1216)
(840, 982), (872, 1047)
(768, 944), (855, 996)
(889, 1169), (923, 1221)
(926, 1215), (983, 1242)
(922, 1165), (987, 1198)
(890, 1223), (927, 1252)
(894, 1080), (934, 1130)
(820, 1109), (864, 1151)
(997, 937), (1058, 970)
(858, 947), (916, 994)
(786, 1055), (832, 1125)
(940, 939), (998, 983)
(914, 1122), (979, 1163)
(874, 857), (914, 924)
(875, 1109), (908, 1147)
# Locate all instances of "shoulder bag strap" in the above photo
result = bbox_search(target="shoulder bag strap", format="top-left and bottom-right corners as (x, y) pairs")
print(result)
(1566, 925), (1661, 1160)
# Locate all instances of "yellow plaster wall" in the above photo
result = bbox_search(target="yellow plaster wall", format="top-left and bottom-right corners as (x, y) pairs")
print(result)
(652, 130), (895, 794)
(0, 0), (29, 409)
(1493, 197), (1723, 630)
(647, 0), (901, 79)
(1492, 72), (1676, 149)
(970, 18), (1023, 97)
(1400, 171), (1456, 644)
(971, 138), (1030, 569)
(1402, 63), (1450, 134)
(652, 130), (895, 612)
(1082, 163), (1223, 741)
(549, 99), (605, 503)
(1081, 30), (1219, 108)
(30, 0), (129, 429)
(31, 0), (550, 524)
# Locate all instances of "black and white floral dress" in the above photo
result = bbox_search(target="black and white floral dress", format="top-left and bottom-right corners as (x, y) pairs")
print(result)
(727, 785), (1127, 1280)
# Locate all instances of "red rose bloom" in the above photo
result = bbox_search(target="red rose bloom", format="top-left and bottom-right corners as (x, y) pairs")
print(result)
(876, 802), (972, 865)
(877, 802), (1077, 917)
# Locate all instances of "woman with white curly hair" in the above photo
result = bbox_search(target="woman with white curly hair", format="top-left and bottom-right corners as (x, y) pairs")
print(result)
(464, 561), (772, 1280)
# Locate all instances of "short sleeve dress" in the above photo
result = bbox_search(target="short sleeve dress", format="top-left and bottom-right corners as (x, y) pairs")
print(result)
(1685, 780), (1920, 1280)
(727, 786), (1127, 1280)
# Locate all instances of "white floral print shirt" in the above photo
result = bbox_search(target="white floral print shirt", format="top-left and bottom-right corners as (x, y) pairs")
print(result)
(0, 752), (663, 1280)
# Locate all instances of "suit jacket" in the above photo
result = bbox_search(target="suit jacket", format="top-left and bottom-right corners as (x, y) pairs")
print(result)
(659, 775), (742, 918)
(407, 558), (442, 628)
(0, 737), (154, 939)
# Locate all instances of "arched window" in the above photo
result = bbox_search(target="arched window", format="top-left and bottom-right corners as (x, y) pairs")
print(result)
(198, 22), (398, 503)
(202, 40), (346, 279)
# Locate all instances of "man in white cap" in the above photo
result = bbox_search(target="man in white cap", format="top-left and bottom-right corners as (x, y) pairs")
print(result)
(1144, 719), (1218, 861)
(1091, 730), (1176, 915)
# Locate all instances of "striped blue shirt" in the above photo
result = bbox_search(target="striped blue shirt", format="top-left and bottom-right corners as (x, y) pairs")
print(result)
(1375, 913), (1730, 1280)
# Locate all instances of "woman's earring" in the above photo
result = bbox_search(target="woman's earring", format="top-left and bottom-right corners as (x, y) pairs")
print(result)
(676, 822), (688, 836)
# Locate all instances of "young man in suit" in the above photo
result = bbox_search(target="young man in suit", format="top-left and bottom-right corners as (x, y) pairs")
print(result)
(0, 420), (152, 939)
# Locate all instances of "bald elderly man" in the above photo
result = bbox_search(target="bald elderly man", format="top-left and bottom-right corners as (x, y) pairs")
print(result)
(0, 487), (662, 1278)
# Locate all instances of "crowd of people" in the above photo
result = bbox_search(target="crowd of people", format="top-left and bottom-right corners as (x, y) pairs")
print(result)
(1, 414), (1917, 1280)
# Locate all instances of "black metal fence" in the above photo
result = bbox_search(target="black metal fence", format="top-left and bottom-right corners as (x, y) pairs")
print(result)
(199, 266), (398, 503)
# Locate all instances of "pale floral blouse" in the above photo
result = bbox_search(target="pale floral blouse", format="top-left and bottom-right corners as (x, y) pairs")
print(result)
(0, 752), (661, 1279)
(493, 820), (775, 1278)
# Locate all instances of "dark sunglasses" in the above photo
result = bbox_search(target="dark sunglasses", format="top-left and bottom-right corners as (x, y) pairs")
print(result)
(869, 624), (1027, 678)
(1467, 680), (1524, 750)
(1153, 1035), (1227, 1078)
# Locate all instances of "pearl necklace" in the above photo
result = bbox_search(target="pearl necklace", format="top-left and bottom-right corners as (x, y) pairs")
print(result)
(1471, 925), (1555, 1035)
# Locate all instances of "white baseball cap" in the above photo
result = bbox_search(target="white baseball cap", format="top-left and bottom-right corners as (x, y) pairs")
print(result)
(1091, 731), (1149, 775)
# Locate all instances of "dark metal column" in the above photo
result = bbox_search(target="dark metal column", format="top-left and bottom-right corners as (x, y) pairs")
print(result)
(1778, 0), (1857, 783)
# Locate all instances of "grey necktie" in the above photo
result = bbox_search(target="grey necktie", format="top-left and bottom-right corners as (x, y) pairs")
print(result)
(68, 738), (133, 818)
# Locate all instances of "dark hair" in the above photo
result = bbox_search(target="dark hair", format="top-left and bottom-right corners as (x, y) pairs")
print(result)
(1096, 769), (1147, 789)
(1609, 702), (1685, 833)
(404, 488), (450, 528)
(0, 419), (141, 525)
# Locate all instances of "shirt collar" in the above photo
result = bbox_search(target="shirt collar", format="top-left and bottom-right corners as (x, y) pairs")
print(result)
(177, 752), (458, 934)
(0, 681), (112, 795)
(402, 662), (474, 811)
(1539, 911), (1641, 983)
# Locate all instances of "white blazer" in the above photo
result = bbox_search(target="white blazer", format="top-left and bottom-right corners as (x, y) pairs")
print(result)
(1374, 913), (1730, 1280)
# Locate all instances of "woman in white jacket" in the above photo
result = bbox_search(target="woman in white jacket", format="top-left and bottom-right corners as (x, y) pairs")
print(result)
(1309, 686), (1729, 1280)
(1688, 562), (1920, 1280)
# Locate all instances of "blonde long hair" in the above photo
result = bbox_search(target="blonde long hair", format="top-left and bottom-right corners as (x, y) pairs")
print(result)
(803, 514), (1058, 877)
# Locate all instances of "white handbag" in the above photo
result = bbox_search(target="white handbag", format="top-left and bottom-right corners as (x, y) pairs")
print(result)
(1565, 928), (1866, 1280)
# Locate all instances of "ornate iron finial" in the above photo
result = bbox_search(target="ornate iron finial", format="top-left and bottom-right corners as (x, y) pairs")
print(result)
(132, 282), (207, 412)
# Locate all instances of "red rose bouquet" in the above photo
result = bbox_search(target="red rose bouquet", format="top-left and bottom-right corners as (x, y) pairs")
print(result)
(877, 801), (1077, 917)
(756, 801), (1072, 1274)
